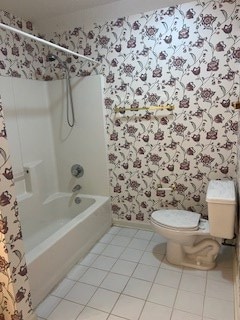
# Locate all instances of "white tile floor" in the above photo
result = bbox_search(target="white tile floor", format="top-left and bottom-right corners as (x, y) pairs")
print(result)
(35, 226), (235, 320)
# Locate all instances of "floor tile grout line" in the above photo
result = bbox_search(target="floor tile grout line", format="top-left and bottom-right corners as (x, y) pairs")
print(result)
(201, 271), (209, 319)
(102, 267), (138, 318)
(88, 227), (157, 319)
(136, 248), (165, 320)
(169, 261), (184, 320)
(50, 280), (111, 318)
(36, 227), (116, 318)
(35, 226), (235, 320)
(79, 247), (153, 318)
(76, 304), (110, 320)
(46, 227), (164, 319)
(76, 249), (160, 280)
(45, 297), (85, 320)
(76, 260), (165, 296)
(73, 227), (153, 318)
(36, 296), (62, 319)
(106, 311), (128, 320)
(77, 267), (130, 295)
(96, 248), (146, 262)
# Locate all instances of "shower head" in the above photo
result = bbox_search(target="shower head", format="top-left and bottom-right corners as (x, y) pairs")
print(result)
(46, 53), (57, 62)
(46, 53), (68, 70)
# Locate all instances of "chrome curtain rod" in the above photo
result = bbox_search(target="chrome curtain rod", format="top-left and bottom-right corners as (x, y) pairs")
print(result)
(0, 22), (100, 66)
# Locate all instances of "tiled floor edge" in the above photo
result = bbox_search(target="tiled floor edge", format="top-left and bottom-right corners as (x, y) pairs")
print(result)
(28, 313), (38, 320)
(112, 219), (153, 231)
(35, 226), (235, 320)
(233, 252), (240, 320)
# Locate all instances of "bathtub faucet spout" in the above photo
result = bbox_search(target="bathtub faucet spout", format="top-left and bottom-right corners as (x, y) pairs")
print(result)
(72, 184), (81, 193)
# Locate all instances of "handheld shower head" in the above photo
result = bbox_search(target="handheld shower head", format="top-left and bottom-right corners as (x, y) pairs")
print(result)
(46, 52), (75, 127)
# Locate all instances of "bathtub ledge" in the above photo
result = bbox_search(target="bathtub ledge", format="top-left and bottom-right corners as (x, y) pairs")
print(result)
(17, 192), (32, 202)
(43, 192), (70, 204)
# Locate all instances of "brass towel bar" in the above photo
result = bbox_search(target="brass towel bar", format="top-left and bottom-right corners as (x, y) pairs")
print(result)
(114, 105), (175, 113)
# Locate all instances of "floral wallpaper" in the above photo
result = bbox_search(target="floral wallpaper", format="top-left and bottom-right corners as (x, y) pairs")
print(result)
(0, 10), (47, 80)
(0, 0), (240, 314)
(46, 0), (240, 222)
(0, 100), (33, 319)
(1, 1), (239, 223)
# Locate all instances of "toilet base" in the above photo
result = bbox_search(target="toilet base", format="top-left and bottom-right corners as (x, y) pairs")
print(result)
(166, 239), (220, 270)
(166, 254), (216, 270)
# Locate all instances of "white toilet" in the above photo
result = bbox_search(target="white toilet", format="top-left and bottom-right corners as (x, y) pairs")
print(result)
(150, 180), (236, 270)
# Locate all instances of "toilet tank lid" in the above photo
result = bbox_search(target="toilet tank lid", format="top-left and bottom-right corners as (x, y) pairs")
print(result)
(206, 180), (236, 204)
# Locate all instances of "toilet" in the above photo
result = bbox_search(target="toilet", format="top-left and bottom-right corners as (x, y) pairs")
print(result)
(150, 180), (236, 270)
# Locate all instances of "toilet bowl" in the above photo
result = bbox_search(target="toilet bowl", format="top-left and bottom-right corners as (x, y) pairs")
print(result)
(150, 180), (236, 270)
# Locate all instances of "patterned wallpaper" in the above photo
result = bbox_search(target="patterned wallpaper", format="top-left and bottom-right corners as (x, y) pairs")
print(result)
(46, 0), (240, 222)
(0, 0), (240, 314)
(1, 2), (239, 224)
(0, 101), (33, 320)
(0, 10), (47, 80)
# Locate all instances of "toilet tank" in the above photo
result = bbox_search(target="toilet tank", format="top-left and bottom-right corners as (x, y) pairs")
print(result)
(206, 180), (236, 239)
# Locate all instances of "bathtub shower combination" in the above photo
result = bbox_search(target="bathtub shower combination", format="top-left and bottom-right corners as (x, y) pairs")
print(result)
(16, 161), (111, 307)
(1, 73), (110, 308)
(19, 191), (111, 307)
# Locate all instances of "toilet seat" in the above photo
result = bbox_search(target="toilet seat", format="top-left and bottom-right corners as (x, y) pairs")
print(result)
(151, 210), (201, 231)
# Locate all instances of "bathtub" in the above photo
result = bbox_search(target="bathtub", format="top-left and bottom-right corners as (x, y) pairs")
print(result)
(18, 192), (112, 308)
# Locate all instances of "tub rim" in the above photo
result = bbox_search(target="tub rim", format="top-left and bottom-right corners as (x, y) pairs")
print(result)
(25, 193), (109, 264)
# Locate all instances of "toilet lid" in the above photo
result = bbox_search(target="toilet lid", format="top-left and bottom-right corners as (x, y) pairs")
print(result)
(151, 210), (201, 231)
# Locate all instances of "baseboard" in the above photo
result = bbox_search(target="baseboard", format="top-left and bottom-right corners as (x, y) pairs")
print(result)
(233, 253), (239, 320)
(112, 218), (153, 231)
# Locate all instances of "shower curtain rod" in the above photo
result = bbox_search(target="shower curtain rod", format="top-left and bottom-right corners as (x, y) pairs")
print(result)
(0, 22), (100, 66)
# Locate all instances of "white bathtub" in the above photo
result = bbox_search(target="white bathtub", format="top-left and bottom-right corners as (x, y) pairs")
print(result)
(18, 192), (112, 307)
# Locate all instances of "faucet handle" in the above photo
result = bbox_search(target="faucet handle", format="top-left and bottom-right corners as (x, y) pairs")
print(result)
(71, 164), (84, 178)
